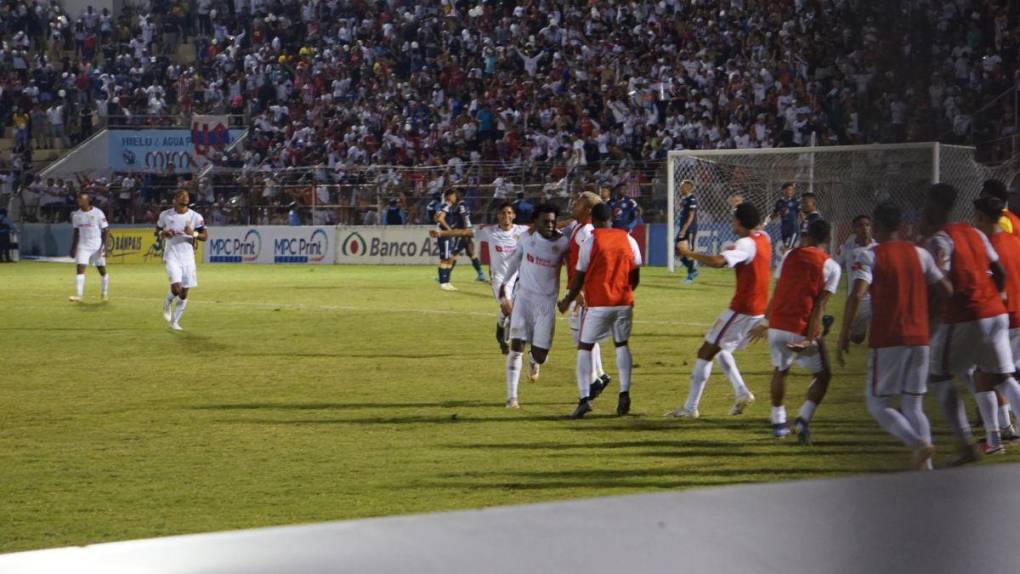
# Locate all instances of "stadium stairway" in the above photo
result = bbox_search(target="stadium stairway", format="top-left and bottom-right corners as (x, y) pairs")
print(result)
(1, 462), (1017, 573)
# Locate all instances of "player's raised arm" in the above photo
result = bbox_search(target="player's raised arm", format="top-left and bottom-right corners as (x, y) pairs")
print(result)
(429, 228), (475, 238)
(675, 240), (728, 268)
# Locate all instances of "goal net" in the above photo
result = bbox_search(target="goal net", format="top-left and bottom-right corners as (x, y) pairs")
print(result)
(666, 143), (1015, 272)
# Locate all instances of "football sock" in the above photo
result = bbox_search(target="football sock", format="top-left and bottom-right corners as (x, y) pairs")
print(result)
(592, 342), (605, 378)
(996, 377), (1020, 430)
(496, 321), (505, 346)
(165, 291), (175, 306)
(684, 358), (712, 411)
(471, 257), (483, 275)
(576, 349), (593, 400)
(771, 405), (787, 425)
(615, 345), (632, 392)
(936, 381), (973, 442)
(437, 267), (444, 283)
(75, 274), (85, 297)
(975, 390), (1002, 449)
(798, 400), (817, 423)
(172, 298), (188, 324)
(506, 351), (522, 401)
(866, 393), (922, 448)
(715, 350), (749, 397)
(100, 275), (109, 297)
(999, 403), (1012, 430)
(901, 395), (933, 469)
(683, 258), (695, 273)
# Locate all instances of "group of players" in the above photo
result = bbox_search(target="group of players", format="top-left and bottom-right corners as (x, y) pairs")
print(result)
(433, 178), (1020, 471)
(68, 188), (207, 332)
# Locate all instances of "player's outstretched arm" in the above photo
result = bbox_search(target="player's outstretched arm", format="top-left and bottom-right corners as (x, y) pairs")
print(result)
(676, 240), (726, 268)
(836, 278), (868, 366)
(428, 228), (474, 238)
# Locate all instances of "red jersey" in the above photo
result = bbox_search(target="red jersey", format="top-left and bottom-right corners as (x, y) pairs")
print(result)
(941, 223), (1005, 323)
(869, 241), (932, 348)
(583, 228), (637, 307)
(990, 231), (1020, 328)
(566, 221), (591, 285)
(730, 231), (771, 316)
(1004, 209), (1020, 237)
(770, 246), (830, 335)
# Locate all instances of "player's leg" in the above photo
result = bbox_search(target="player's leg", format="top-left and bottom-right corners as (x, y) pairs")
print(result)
(682, 231), (698, 282)
(72, 262), (87, 301)
(865, 348), (932, 469)
(437, 238), (456, 290)
(527, 297), (557, 382)
(94, 249), (108, 300)
(505, 295), (533, 406)
(974, 371), (1004, 453)
(464, 239), (485, 281)
(899, 346), (934, 469)
(850, 299), (870, 345)
(666, 337), (722, 418)
(716, 350), (753, 413)
(170, 260), (197, 329)
(766, 329), (796, 435)
(572, 302), (609, 396)
(790, 339), (832, 444)
(610, 307), (634, 416)
(571, 307), (611, 418)
(929, 323), (978, 464)
(978, 314), (1020, 453)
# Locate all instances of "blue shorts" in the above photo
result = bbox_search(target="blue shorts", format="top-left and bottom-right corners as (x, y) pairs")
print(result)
(438, 237), (455, 260)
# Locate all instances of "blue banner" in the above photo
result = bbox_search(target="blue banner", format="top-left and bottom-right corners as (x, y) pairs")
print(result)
(107, 128), (244, 173)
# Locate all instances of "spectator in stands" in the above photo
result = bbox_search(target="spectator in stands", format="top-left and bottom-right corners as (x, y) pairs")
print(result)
(608, 187), (640, 232)
(0, 208), (15, 262)
(512, 192), (534, 225)
(384, 199), (405, 225)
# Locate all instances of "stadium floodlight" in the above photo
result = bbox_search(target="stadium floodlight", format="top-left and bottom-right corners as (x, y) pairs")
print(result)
(666, 143), (1014, 272)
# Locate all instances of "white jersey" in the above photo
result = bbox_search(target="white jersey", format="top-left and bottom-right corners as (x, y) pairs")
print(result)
(504, 231), (569, 298)
(71, 207), (108, 251)
(566, 220), (594, 252)
(157, 208), (205, 262)
(837, 235), (877, 299)
(476, 224), (530, 286)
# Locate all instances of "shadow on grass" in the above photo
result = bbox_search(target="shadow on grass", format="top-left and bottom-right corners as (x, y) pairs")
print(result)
(236, 351), (494, 360)
(211, 413), (623, 425)
(192, 399), (543, 411)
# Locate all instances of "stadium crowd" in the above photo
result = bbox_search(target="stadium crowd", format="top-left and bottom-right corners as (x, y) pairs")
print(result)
(2, 0), (1020, 224)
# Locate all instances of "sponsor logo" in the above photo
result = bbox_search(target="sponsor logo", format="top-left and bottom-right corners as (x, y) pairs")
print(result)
(208, 228), (261, 263)
(341, 232), (367, 256)
(273, 228), (329, 263)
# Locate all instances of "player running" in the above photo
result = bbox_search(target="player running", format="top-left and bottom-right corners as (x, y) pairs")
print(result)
(431, 202), (529, 354)
(157, 190), (207, 331)
(564, 192), (612, 399)
(559, 203), (642, 418)
(835, 215), (877, 344)
(675, 179), (699, 283)
(750, 219), (840, 441)
(838, 202), (949, 470)
(666, 202), (768, 418)
(499, 204), (569, 408)
(922, 184), (1020, 463)
(68, 190), (110, 302)
(769, 183), (800, 252)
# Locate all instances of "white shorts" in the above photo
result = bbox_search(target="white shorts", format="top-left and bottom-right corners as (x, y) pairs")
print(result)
(165, 256), (198, 289)
(851, 299), (871, 339)
(768, 329), (829, 373)
(1011, 328), (1020, 371)
(930, 315), (1013, 376)
(75, 246), (106, 267)
(509, 291), (556, 349)
(705, 309), (763, 352)
(578, 306), (633, 345)
(868, 346), (929, 397)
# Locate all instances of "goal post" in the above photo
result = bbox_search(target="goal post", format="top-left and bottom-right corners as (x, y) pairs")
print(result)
(665, 142), (1010, 273)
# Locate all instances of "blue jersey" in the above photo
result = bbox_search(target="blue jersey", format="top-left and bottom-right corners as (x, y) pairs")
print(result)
(453, 201), (472, 229)
(609, 196), (639, 231)
(801, 210), (823, 236)
(773, 197), (800, 232)
(427, 199), (442, 224)
(677, 193), (698, 238)
(512, 199), (534, 224)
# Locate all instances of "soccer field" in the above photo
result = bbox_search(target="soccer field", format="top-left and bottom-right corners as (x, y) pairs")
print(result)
(2, 262), (1016, 552)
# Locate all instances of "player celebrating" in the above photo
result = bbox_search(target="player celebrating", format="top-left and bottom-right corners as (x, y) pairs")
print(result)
(980, 179), (1020, 236)
(559, 202), (642, 418)
(838, 202), (950, 470)
(666, 202), (768, 418)
(972, 196), (1020, 447)
(564, 192), (612, 398)
(431, 202), (529, 354)
(157, 190), (207, 331)
(751, 219), (840, 441)
(675, 179), (699, 283)
(68, 190), (110, 302)
(836, 215), (877, 344)
(499, 204), (569, 408)
(922, 184), (1020, 463)
(769, 183), (800, 252)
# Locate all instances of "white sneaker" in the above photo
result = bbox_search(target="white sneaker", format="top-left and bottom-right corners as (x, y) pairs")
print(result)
(528, 360), (540, 382)
(730, 392), (755, 416)
(69, 295), (82, 302)
(506, 399), (520, 409)
(170, 322), (183, 331)
(101, 294), (109, 302)
(163, 299), (172, 322)
(439, 283), (458, 291)
(664, 406), (699, 419)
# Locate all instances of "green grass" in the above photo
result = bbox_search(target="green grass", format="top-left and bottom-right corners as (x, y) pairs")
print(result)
(1, 262), (1016, 552)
